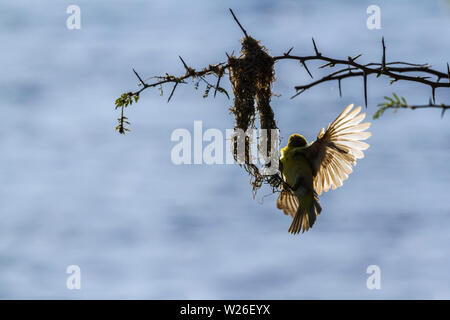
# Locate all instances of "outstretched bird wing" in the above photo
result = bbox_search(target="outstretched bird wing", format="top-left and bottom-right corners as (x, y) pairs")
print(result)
(305, 104), (371, 195)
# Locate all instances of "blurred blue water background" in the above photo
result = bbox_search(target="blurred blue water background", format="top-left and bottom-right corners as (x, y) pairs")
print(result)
(0, 0), (449, 299)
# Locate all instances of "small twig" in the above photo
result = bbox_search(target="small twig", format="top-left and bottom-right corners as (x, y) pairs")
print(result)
(167, 81), (179, 102)
(229, 8), (248, 37)
(409, 104), (450, 110)
(406, 103), (450, 119)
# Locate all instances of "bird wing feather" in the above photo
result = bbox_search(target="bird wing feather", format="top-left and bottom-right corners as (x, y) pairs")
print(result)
(276, 188), (299, 218)
(305, 104), (371, 195)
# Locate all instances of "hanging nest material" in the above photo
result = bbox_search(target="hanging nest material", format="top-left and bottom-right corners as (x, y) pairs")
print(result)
(114, 10), (301, 197)
(228, 36), (283, 196)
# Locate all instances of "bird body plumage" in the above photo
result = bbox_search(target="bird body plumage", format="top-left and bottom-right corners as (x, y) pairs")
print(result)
(277, 104), (371, 234)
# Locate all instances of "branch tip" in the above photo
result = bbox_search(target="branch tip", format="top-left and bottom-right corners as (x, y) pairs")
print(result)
(229, 8), (248, 38)
(312, 37), (321, 56)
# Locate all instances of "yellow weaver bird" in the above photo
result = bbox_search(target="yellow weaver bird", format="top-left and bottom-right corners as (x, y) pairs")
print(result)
(277, 104), (371, 234)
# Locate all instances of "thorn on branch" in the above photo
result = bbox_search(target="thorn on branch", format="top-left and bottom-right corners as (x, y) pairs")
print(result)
(318, 61), (335, 69)
(381, 37), (386, 70)
(432, 86), (436, 104)
(167, 81), (179, 102)
(290, 89), (305, 99)
(447, 62), (450, 83)
(352, 54), (363, 62)
(284, 47), (294, 56)
(133, 68), (146, 86)
(338, 79), (342, 98)
(348, 54), (362, 63)
(179, 56), (193, 75)
(300, 60), (313, 78)
(312, 38), (321, 56)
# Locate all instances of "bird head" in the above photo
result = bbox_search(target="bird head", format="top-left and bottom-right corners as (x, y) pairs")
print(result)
(287, 134), (308, 148)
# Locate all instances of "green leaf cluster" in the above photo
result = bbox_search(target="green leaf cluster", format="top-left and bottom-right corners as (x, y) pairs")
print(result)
(115, 93), (139, 109)
(374, 93), (408, 119)
(114, 92), (139, 134)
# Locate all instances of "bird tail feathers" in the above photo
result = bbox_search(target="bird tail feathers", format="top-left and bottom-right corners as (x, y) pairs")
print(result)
(288, 190), (322, 234)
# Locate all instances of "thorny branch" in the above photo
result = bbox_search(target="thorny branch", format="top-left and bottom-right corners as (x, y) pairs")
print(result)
(114, 9), (450, 195)
(116, 37), (449, 134)
(114, 59), (229, 133)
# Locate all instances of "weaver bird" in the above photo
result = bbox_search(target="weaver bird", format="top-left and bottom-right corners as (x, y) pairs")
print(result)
(277, 104), (371, 234)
